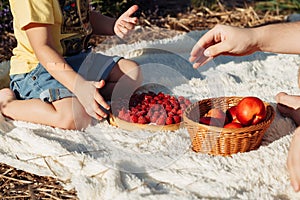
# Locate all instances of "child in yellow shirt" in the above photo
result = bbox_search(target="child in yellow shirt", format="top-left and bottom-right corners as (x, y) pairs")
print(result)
(0, 0), (142, 130)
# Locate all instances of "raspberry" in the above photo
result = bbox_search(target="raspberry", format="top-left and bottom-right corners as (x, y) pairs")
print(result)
(178, 96), (185, 103)
(185, 99), (192, 106)
(173, 115), (181, 123)
(154, 96), (160, 101)
(130, 115), (138, 123)
(130, 107), (139, 113)
(168, 112), (174, 117)
(151, 104), (161, 111)
(165, 105), (172, 112)
(150, 116), (158, 123)
(123, 112), (131, 122)
(144, 115), (150, 123)
(118, 108), (127, 119)
(138, 116), (147, 124)
(177, 109), (183, 116)
(156, 116), (166, 125)
(170, 96), (176, 101)
(170, 108), (178, 114)
(158, 92), (165, 98)
(144, 95), (152, 101)
(180, 104), (187, 111)
(165, 117), (174, 125)
(157, 100), (163, 104)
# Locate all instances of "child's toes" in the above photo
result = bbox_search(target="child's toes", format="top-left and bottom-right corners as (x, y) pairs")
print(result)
(0, 88), (15, 102)
(277, 103), (300, 126)
(277, 103), (294, 118)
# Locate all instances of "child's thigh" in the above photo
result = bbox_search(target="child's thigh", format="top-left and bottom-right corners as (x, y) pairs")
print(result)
(53, 97), (87, 118)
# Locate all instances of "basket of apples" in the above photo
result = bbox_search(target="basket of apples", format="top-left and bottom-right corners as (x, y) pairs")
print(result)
(109, 91), (192, 132)
(183, 96), (275, 156)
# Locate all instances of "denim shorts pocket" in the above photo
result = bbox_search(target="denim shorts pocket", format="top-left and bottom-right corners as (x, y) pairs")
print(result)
(10, 66), (43, 100)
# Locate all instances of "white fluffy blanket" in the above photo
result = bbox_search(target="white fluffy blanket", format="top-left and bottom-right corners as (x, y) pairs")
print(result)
(1, 30), (300, 200)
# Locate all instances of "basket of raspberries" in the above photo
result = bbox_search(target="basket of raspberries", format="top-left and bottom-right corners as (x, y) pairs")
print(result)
(109, 91), (191, 132)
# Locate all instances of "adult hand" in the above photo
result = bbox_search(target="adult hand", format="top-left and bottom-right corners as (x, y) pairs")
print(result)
(287, 127), (300, 192)
(75, 80), (110, 120)
(114, 5), (139, 38)
(189, 24), (259, 68)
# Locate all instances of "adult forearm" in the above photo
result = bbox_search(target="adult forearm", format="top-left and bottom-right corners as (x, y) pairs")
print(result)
(89, 11), (116, 35)
(254, 21), (300, 54)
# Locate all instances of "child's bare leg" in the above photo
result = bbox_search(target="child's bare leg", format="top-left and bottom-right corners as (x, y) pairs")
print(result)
(1, 89), (91, 130)
(101, 59), (142, 100)
(275, 92), (300, 126)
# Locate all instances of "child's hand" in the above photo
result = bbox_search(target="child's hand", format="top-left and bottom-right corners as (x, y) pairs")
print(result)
(287, 127), (300, 192)
(114, 5), (139, 38)
(75, 80), (110, 120)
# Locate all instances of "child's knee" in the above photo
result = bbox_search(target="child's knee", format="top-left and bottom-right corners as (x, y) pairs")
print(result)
(57, 109), (91, 130)
(120, 59), (142, 82)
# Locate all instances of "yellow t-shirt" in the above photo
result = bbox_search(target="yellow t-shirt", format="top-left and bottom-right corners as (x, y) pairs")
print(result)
(9, 0), (92, 75)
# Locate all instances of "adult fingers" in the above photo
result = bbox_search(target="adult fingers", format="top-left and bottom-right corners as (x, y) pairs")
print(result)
(191, 56), (213, 68)
(189, 29), (216, 62)
(203, 41), (231, 58)
(190, 42), (230, 68)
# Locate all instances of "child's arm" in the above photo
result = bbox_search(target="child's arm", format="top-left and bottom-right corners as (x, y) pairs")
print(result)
(89, 5), (139, 38)
(24, 23), (109, 120)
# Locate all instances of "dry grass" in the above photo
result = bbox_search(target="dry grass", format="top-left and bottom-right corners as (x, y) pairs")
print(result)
(0, 163), (78, 199)
(0, 3), (292, 199)
(90, 3), (287, 52)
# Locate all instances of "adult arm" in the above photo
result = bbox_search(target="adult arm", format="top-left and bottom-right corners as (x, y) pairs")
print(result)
(190, 22), (300, 68)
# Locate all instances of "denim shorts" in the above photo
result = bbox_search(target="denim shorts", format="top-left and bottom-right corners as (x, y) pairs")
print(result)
(10, 51), (122, 102)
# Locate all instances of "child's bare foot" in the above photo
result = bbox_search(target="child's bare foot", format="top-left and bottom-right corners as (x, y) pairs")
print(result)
(0, 88), (15, 104)
(0, 88), (15, 132)
(275, 92), (300, 126)
(0, 88), (16, 114)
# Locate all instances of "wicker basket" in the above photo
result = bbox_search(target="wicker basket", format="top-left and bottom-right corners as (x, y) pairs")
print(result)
(183, 97), (275, 156)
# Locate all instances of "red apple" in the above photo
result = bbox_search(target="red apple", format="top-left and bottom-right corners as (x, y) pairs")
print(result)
(226, 105), (239, 123)
(205, 108), (228, 124)
(199, 116), (224, 127)
(236, 97), (266, 126)
(223, 122), (243, 129)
